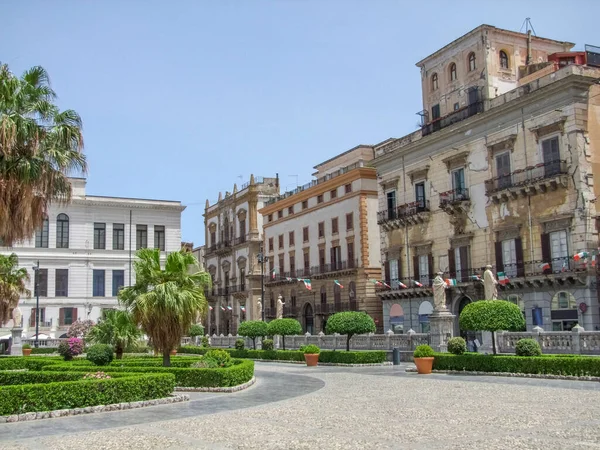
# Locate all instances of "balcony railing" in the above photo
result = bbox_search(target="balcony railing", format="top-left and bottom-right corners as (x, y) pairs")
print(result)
(439, 188), (469, 208)
(421, 101), (484, 137)
(377, 200), (430, 224)
(485, 160), (568, 195)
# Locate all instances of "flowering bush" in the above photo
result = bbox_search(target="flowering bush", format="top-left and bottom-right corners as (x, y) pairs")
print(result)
(67, 320), (95, 338)
(83, 371), (111, 380)
(58, 337), (84, 361)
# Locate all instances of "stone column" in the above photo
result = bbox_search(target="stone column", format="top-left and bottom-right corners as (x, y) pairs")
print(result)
(428, 310), (455, 352)
(10, 328), (23, 356)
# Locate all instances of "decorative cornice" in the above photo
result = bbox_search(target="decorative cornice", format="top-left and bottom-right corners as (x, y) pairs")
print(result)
(73, 198), (185, 212)
(487, 133), (518, 153)
(406, 165), (430, 183)
(441, 151), (470, 172)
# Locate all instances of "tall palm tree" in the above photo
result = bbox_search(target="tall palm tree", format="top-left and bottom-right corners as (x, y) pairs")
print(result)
(119, 249), (211, 367)
(87, 309), (141, 359)
(0, 253), (30, 325)
(0, 63), (86, 245)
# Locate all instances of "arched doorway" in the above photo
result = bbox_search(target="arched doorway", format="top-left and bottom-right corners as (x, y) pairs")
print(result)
(304, 303), (314, 335)
(389, 303), (404, 334)
(418, 301), (433, 333)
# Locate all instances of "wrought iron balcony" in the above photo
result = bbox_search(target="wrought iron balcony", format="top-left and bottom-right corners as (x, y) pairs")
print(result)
(439, 188), (470, 214)
(377, 200), (431, 228)
(266, 260), (359, 284)
(421, 101), (484, 137)
(485, 160), (568, 202)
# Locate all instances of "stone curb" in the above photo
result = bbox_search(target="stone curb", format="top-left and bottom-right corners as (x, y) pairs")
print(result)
(404, 367), (600, 381)
(175, 376), (256, 392)
(0, 394), (190, 424)
(252, 359), (393, 367)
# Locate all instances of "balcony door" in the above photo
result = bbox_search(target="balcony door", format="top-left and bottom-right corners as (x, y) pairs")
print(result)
(502, 239), (517, 278)
(542, 137), (560, 177)
(389, 259), (399, 288)
(550, 230), (568, 272)
(415, 182), (426, 208)
(452, 168), (466, 199)
(496, 152), (511, 189)
(386, 191), (396, 220)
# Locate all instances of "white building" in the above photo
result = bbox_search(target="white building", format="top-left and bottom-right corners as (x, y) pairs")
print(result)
(0, 178), (185, 338)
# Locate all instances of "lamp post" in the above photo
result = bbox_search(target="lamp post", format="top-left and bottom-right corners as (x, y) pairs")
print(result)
(32, 261), (40, 348)
(257, 248), (269, 322)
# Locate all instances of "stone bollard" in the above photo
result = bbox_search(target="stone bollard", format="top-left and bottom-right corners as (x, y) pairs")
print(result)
(572, 324), (584, 354)
(385, 329), (394, 351)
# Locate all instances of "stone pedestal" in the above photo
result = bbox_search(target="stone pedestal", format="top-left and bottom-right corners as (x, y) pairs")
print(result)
(10, 328), (23, 356)
(479, 331), (494, 354)
(429, 310), (455, 352)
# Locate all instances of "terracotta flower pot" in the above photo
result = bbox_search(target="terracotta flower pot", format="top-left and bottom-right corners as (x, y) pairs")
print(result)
(170, 349), (177, 356)
(414, 357), (434, 374)
(304, 353), (319, 367)
(22, 349), (32, 357)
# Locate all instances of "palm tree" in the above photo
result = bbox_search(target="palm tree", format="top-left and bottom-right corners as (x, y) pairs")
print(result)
(87, 310), (141, 359)
(119, 248), (211, 367)
(0, 253), (30, 325)
(0, 63), (86, 245)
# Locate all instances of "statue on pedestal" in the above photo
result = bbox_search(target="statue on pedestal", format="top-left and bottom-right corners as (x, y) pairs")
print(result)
(276, 295), (285, 319)
(432, 272), (447, 311)
(256, 300), (263, 321)
(483, 265), (498, 300)
(11, 307), (22, 329)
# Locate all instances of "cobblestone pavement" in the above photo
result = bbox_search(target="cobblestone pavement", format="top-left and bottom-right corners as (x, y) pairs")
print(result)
(2, 363), (600, 449)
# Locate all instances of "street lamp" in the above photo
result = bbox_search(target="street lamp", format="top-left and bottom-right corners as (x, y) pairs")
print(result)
(32, 261), (40, 348)
(257, 248), (269, 322)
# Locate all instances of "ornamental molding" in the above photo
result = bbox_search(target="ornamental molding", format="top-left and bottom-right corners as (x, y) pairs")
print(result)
(487, 133), (518, 154)
(441, 151), (470, 172)
(406, 165), (430, 183)
(529, 116), (567, 142)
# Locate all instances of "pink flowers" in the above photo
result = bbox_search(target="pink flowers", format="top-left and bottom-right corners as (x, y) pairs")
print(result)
(83, 371), (111, 380)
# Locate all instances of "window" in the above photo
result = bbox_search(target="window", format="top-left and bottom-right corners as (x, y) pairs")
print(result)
(330, 189), (337, 199)
(334, 284), (341, 310)
(210, 231), (216, 246)
(346, 213), (354, 231)
(34, 269), (48, 297)
(278, 254), (284, 273)
(550, 230), (568, 272)
(496, 152), (512, 189)
(112, 270), (124, 296)
(454, 102), (460, 111)
(468, 52), (476, 71)
(303, 250), (310, 271)
(432, 103), (441, 121)
(56, 214), (69, 248)
(268, 237), (274, 252)
(320, 285), (327, 304)
(499, 50), (509, 69)
(389, 259), (399, 288)
(268, 214), (273, 223)
(386, 190), (396, 220)
(431, 73), (438, 91)
(113, 223), (125, 250)
(240, 268), (246, 291)
(289, 254), (295, 274)
(330, 246), (341, 270)
(551, 291), (578, 331)
(29, 307), (45, 327)
(317, 194), (324, 204)
(507, 294), (524, 312)
(331, 217), (338, 234)
(319, 248), (326, 269)
(415, 182), (426, 207)
(349, 281), (356, 309)
(288, 206), (294, 215)
(449, 246), (470, 282)
(345, 183), (352, 194)
(418, 255), (430, 285)
(289, 231), (295, 246)
(93, 270), (105, 297)
(347, 242), (355, 267)
(542, 136), (561, 176)
(154, 225), (165, 251)
(278, 234), (284, 249)
(278, 210), (283, 219)
(35, 217), (49, 248)
(502, 239), (517, 278)
(60, 307), (76, 326)
(136, 225), (148, 249)
(55, 269), (68, 297)
(239, 219), (246, 241)
(94, 223), (106, 249)
(318, 222), (325, 238)
(449, 62), (457, 81)
(303, 227), (309, 242)
(302, 200), (308, 210)
(451, 167), (466, 197)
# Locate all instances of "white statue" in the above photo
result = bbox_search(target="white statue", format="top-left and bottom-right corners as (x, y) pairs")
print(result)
(432, 272), (447, 311)
(11, 307), (22, 328)
(276, 295), (285, 319)
(483, 265), (498, 300)
(256, 300), (263, 321)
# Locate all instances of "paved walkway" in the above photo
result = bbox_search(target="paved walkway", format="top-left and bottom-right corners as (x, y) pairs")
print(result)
(2, 363), (600, 449)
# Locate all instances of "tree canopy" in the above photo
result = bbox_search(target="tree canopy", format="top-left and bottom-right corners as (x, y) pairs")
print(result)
(238, 320), (268, 349)
(0, 253), (30, 323)
(266, 318), (302, 350)
(87, 310), (141, 359)
(326, 311), (376, 351)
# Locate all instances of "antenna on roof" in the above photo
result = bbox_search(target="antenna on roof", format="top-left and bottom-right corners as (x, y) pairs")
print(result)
(520, 18), (537, 66)
(519, 17), (537, 36)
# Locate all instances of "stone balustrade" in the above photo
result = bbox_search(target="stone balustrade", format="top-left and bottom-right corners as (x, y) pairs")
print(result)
(496, 327), (600, 355)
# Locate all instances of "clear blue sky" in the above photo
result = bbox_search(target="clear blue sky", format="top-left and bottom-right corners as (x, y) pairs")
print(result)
(3, 1), (598, 246)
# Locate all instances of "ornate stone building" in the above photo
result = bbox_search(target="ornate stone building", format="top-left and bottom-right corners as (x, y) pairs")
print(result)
(259, 145), (386, 333)
(203, 175), (279, 335)
(373, 25), (600, 334)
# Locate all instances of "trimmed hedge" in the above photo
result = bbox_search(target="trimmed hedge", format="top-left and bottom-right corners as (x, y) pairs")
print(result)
(0, 357), (62, 371)
(433, 353), (600, 376)
(0, 373), (175, 416)
(31, 348), (59, 354)
(318, 351), (386, 364)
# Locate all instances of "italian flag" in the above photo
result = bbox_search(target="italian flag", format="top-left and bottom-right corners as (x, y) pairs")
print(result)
(240, 306), (246, 312)
(413, 280), (423, 287)
(209, 306), (213, 311)
(539, 262), (551, 271)
(220, 306), (226, 311)
(382, 281), (391, 288)
(445, 279), (457, 286)
(285, 277), (293, 282)
(271, 268), (277, 280)
(303, 279), (312, 291)
(334, 280), (344, 288)
(470, 275), (481, 281)
(497, 272), (510, 285)
(227, 305), (233, 311)
(369, 279), (383, 286)
(398, 281), (407, 289)
(574, 251), (589, 261)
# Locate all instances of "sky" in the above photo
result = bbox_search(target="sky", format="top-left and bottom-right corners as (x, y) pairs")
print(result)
(2, 0), (598, 246)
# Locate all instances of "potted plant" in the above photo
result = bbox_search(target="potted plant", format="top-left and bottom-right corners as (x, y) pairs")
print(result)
(22, 343), (32, 357)
(413, 344), (435, 374)
(302, 344), (320, 367)
(170, 349), (177, 356)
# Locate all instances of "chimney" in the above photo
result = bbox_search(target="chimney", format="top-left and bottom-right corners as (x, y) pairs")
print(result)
(275, 173), (279, 188)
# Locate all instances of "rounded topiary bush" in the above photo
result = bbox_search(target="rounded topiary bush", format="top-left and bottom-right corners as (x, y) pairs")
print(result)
(413, 344), (435, 358)
(201, 336), (210, 348)
(204, 349), (232, 367)
(515, 338), (542, 357)
(235, 338), (245, 350)
(302, 344), (320, 354)
(447, 337), (467, 355)
(262, 339), (274, 351)
(86, 344), (114, 366)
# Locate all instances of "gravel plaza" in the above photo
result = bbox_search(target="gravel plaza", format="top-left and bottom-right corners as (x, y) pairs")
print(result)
(1, 362), (600, 449)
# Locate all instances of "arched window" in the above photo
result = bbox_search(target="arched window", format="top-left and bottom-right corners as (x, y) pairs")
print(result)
(334, 284), (341, 311)
(468, 52), (476, 71)
(320, 285), (327, 304)
(35, 216), (49, 248)
(551, 291), (576, 310)
(56, 214), (69, 248)
(431, 73), (438, 91)
(418, 301), (433, 333)
(551, 291), (578, 331)
(449, 63), (457, 81)
(389, 303), (404, 334)
(499, 50), (509, 69)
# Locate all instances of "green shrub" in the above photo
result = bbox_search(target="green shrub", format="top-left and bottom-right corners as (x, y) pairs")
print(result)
(177, 346), (209, 355)
(191, 359), (218, 368)
(262, 339), (274, 351)
(326, 312), (376, 351)
(189, 324), (204, 338)
(31, 347), (58, 354)
(0, 357), (61, 371)
(515, 339), (542, 357)
(0, 373), (175, 416)
(235, 339), (245, 351)
(204, 349), (232, 368)
(86, 344), (115, 366)
(302, 344), (320, 354)
(414, 345), (435, 358)
(319, 351), (386, 364)
(238, 321), (268, 349)
(22, 343), (32, 350)
(266, 319), (302, 350)
(447, 337), (467, 355)
(201, 336), (210, 348)
(0, 370), (83, 386)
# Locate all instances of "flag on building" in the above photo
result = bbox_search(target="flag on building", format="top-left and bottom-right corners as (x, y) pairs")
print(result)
(334, 280), (344, 288)
(227, 305), (233, 311)
(296, 278), (304, 282)
(303, 279), (312, 291)
(285, 277), (293, 282)
(382, 281), (391, 288)
(209, 306), (213, 311)
(240, 306), (246, 312)
(573, 251), (589, 261)
(369, 279), (383, 286)
(445, 279), (457, 286)
(497, 272), (510, 285)
(539, 262), (551, 271)
(413, 280), (423, 287)
(220, 306), (226, 311)
(561, 261), (568, 272)
(271, 268), (277, 279)
(398, 281), (407, 289)
(470, 275), (481, 281)
(593, 255), (597, 267)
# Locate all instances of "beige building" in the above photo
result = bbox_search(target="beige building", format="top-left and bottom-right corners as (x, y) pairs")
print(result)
(203, 175), (280, 335)
(259, 145), (386, 333)
(373, 25), (600, 335)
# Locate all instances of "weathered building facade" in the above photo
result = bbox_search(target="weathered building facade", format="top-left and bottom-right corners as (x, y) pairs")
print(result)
(259, 146), (385, 333)
(203, 175), (279, 335)
(374, 25), (600, 335)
